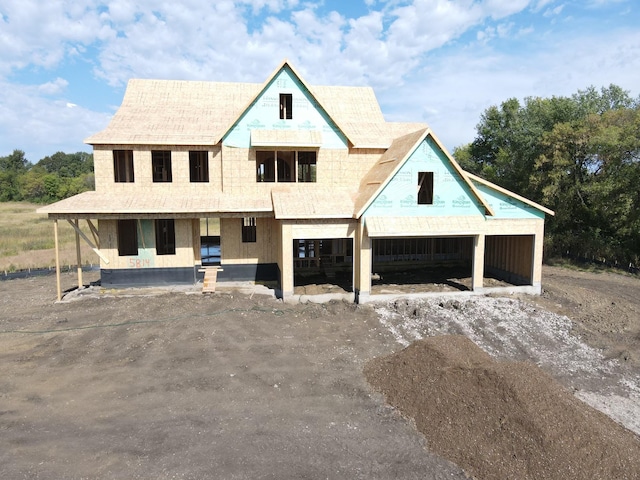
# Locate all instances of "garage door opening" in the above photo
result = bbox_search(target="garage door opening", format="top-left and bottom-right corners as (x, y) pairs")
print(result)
(484, 235), (534, 286)
(293, 238), (353, 293)
(371, 237), (474, 292)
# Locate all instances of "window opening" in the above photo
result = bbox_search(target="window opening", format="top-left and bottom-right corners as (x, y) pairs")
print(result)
(256, 150), (317, 183)
(117, 219), (138, 256)
(242, 217), (257, 243)
(256, 151), (276, 182)
(418, 171), (434, 205)
(155, 219), (176, 255)
(297, 151), (317, 182)
(277, 151), (294, 182)
(279, 93), (292, 119)
(152, 150), (172, 182)
(113, 150), (134, 183)
(189, 151), (209, 182)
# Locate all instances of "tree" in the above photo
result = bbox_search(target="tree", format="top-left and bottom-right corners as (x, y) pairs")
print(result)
(0, 150), (31, 201)
(36, 151), (93, 178)
(456, 85), (640, 267)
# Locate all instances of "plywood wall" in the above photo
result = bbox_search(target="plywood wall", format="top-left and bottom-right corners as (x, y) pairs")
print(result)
(94, 145), (222, 194)
(485, 235), (534, 283)
(220, 217), (279, 264)
(98, 218), (195, 269)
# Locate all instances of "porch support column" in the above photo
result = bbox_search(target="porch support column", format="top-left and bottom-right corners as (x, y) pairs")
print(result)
(74, 219), (83, 288)
(354, 221), (371, 303)
(54, 219), (62, 301)
(472, 233), (485, 291)
(280, 222), (294, 300)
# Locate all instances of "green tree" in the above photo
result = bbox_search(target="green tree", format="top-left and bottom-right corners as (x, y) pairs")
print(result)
(36, 151), (93, 178)
(456, 85), (640, 267)
(0, 150), (31, 201)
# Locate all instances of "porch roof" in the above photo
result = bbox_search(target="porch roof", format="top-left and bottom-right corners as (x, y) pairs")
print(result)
(36, 191), (274, 219)
(271, 186), (356, 219)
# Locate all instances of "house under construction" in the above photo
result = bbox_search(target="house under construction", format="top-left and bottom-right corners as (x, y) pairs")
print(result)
(39, 60), (554, 302)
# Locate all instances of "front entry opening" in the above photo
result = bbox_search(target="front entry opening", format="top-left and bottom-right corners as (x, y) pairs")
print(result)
(293, 238), (353, 293)
(200, 217), (220, 266)
(371, 237), (474, 292)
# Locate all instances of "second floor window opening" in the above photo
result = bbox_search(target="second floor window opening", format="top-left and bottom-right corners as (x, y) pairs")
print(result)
(417, 171), (434, 205)
(113, 150), (134, 183)
(279, 93), (293, 119)
(152, 150), (172, 182)
(256, 150), (317, 183)
(189, 151), (209, 182)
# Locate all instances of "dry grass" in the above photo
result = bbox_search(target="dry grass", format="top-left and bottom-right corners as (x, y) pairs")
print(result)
(0, 202), (99, 272)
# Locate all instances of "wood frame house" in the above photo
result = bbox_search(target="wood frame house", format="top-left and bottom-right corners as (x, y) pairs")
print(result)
(39, 60), (554, 302)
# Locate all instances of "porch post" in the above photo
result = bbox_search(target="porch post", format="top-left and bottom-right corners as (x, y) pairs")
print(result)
(472, 234), (485, 291)
(75, 219), (83, 288)
(280, 222), (294, 300)
(54, 219), (62, 301)
(354, 221), (371, 302)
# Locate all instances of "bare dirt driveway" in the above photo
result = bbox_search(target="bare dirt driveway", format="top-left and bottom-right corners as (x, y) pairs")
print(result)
(1, 272), (467, 480)
(1, 265), (640, 479)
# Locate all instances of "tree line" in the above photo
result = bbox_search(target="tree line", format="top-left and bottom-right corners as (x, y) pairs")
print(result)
(454, 85), (640, 269)
(0, 150), (94, 203)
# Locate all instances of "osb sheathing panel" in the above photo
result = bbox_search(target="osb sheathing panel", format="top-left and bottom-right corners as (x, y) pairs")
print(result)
(94, 145), (223, 195)
(219, 217), (278, 265)
(272, 187), (355, 219)
(37, 190), (273, 217)
(98, 219), (195, 269)
(484, 218), (545, 236)
(85, 79), (260, 145)
(192, 219), (201, 263)
(285, 219), (357, 239)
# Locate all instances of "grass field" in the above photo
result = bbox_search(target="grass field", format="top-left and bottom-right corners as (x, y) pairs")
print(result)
(0, 202), (99, 272)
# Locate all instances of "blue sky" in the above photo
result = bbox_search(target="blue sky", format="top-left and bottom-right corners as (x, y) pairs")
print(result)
(1, 0), (639, 163)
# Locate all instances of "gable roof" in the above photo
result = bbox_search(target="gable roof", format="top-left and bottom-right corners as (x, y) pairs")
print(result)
(219, 59), (354, 147)
(86, 59), (400, 149)
(353, 128), (495, 218)
(466, 173), (555, 216)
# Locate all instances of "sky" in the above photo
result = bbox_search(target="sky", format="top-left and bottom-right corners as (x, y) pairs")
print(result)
(1, 0), (639, 163)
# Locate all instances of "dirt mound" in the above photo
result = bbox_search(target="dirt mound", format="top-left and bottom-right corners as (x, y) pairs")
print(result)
(364, 335), (640, 480)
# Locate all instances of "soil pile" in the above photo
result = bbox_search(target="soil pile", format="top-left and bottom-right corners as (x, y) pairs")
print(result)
(364, 335), (640, 480)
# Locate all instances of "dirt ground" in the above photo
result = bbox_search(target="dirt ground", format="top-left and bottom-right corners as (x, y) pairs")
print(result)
(1, 265), (640, 479)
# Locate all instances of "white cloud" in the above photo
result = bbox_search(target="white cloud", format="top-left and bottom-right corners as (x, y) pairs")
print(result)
(38, 77), (69, 95)
(1, 0), (638, 161)
(544, 4), (565, 16)
(379, 27), (640, 151)
(0, 0), (108, 74)
(0, 81), (110, 161)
